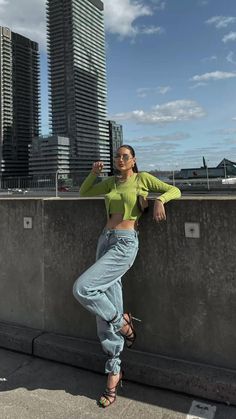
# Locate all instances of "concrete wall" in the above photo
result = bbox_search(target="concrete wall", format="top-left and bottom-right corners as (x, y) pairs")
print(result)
(0, 197), (236, 373)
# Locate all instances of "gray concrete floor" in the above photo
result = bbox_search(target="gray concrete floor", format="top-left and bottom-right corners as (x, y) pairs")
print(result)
(0, 348), (235, 419)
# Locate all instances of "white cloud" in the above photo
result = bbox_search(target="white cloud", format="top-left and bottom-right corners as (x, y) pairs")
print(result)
(232, 117), (236, 121)
(223, 139), (236, 145)
(128, 136), (236, 171)
(213, 128), (236, 135)
(226, 51), (236, 64)
(191, 71), (236, 82)
(134, 132), (190, 143)
(202, 55), (217, 62)
(137, 85), (171, 97)
(128, 141), (181, 170)
(158, 85), (171, 94)
(140, 25), (163, 35)
(0, 0), (8, 9)
(0, 0), (46, 49)
(208, 128), (236, 147)
(113, 99), (206, 125)
(103, 0), (154, 38)
(190, 82), (208, 89)
(126, 139), (224, 171)
(222, 32), (236, 43)
(0, 0), (162, 51)
(148, 0), (166, 10)
(206, 16), (236, 29)
(137, 88), (149, 98)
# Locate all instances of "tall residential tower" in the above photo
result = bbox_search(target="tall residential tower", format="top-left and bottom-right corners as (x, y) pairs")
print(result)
(46, 0), (111, 176)
(0, 27), (40, 177)
(108, 120), (123, 174)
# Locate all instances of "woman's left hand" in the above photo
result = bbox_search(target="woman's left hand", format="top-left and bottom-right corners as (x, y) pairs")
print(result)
(153, 199), (166, 222)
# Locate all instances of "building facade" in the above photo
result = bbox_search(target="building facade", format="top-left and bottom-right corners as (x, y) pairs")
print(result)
(175, 158), (236, 179)
(108, 120), (123, 174)
(29, 135), (70, 176)
(46, 0), (111, 176)
(0, 27), (40, 177)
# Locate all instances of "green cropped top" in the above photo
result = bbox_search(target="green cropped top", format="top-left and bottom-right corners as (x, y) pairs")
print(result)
(79, 171), (181, 220)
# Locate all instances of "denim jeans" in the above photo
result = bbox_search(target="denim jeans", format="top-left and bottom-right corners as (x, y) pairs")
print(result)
(73, 228), (139, 374)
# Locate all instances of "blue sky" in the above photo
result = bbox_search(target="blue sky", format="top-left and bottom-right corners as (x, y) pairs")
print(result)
(1, 0), (236, 170)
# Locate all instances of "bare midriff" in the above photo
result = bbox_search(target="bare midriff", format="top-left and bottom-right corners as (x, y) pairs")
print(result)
(105, 213), (137, 230)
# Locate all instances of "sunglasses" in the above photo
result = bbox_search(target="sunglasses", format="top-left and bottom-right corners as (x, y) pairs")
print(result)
(114, 153), (133, 162)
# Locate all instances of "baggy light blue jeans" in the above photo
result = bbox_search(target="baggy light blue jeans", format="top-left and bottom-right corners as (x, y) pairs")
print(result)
(73, 228), (139, 374)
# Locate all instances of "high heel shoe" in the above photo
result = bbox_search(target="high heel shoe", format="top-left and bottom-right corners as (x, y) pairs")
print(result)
(120, 313), (141, 348)
(98, 370), (124, 408)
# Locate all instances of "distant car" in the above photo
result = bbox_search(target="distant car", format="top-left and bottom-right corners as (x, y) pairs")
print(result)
(58, 186), (69, 192)
(12, 188), (29, 194)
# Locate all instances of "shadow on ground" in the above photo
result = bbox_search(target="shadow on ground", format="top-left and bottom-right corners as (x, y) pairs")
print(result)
(0, 348), (235, 419)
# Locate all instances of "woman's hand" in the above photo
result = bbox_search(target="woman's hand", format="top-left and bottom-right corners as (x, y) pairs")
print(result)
(153, 199), (166, 222)
(92, 161), (104, 175)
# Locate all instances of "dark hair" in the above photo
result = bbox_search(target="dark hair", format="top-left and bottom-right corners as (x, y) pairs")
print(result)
(117, 144), (139, 173)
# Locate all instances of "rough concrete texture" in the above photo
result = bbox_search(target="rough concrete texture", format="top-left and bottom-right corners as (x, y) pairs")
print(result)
(0, 197), (236, 403)
(0, 321), (42, 354)
(0, 200), (44, 329)
(1, 347), (236, 419)
(1, 322), (236, 406)
(33, 332), (106, 373)
(33, 331), (236, 406)
(42, 198), (236, 370)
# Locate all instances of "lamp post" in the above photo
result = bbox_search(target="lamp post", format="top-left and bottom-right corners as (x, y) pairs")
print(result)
(55, 170), (59, 197)
(172, 163), (179, 186)
(223, 160), (227, 179)
(206, 161), (210, 191)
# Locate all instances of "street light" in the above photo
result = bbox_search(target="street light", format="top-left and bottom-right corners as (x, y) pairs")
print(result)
(223, 159), (227, 179)
(172, 163), (179, 186)
(206, 160), (210, 191)
(55, 170), (60, 197)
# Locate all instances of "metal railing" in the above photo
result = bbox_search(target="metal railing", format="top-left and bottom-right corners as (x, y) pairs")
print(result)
(1, 172), (236, 197)
(0, 172), (84, 196)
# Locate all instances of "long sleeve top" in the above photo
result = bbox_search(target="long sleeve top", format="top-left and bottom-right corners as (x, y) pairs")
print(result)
(80, 171), (181, 220)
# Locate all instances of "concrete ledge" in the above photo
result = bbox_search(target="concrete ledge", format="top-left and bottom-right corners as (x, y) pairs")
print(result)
(34, 331), (236, 406)
(33, 332), (107, 373)
(0, 321), (42, 354)
(123, 349), (236, 406)
(1, 321), (236, 405)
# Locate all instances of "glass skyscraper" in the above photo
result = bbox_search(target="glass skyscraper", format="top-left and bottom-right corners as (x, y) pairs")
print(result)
(46, 0), (111, 176)
(0, 27), (40, 177)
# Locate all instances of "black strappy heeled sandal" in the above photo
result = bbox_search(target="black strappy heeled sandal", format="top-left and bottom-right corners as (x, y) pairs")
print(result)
(120, 313), (141, 348)
(98, 370), (124, 408)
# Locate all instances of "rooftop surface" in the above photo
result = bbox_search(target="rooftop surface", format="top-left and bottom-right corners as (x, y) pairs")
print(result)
(0, 348), (236, 419)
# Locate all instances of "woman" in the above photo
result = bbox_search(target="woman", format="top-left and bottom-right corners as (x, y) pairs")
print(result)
(73, 145), (181, 408)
